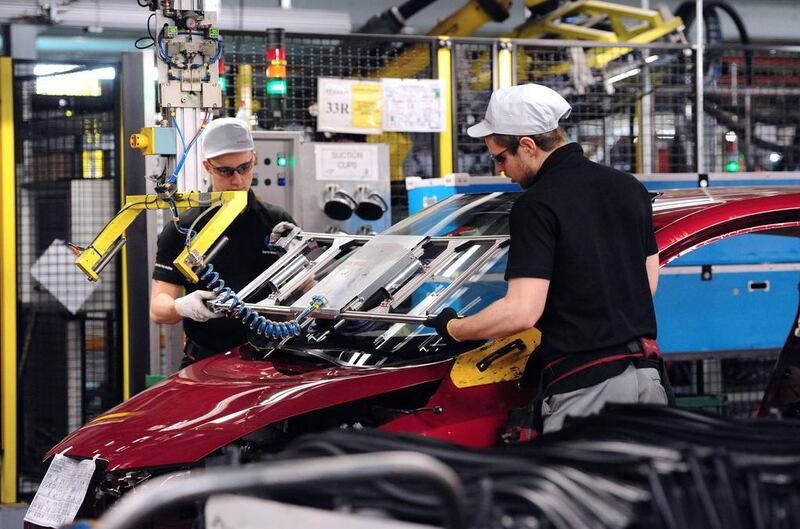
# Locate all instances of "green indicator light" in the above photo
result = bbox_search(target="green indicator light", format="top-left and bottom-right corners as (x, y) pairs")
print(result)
(277, 156), (287, 167)
(724, 160), (740, 172)
(266, 79), (287, 95)
(219, 76), (227, 92)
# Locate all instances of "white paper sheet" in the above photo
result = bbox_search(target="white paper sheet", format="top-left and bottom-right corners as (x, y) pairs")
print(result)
(317, 77), (382, 134)
(382, 78), (446, 132)
(24, 454), (96, 528)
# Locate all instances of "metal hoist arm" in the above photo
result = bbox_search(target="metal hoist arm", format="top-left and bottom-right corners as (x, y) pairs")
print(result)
(75, 191), (247, 283)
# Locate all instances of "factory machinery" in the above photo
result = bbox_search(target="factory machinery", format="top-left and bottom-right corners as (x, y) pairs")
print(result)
(12, 1), (796, 526)
(73, 0), (689, 281)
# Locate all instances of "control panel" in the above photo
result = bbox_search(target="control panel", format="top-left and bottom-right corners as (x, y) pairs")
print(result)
(252, 131), (391, 234)
(251, 130), (304, 215)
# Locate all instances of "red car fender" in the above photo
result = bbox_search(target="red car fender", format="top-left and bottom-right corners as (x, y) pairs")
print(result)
(380, 374), (536, 448)
(46, 353), (454, 470)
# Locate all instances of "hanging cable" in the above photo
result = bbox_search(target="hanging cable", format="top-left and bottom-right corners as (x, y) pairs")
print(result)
(181, 197), (224, 248)
(134, 14), (157, 49)
(171, 111), (187, 152)
(166, 109), (210, 186)
(198, 263), (326, 339)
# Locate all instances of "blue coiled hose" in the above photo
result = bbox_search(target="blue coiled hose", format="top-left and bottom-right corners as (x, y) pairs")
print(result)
(199, 263), (325, 339)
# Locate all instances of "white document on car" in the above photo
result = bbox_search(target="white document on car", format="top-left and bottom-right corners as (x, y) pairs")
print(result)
(24, 454), (96, 528)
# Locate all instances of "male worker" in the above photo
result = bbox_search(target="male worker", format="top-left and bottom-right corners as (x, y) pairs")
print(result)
(431, 83), (669, 433)
(150, 117), (296, 368)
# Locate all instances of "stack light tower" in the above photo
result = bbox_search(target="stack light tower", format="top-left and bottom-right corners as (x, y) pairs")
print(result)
(265, 28), (287, 130)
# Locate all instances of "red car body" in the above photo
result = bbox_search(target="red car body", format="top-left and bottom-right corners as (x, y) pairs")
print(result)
(46, 187), (800, 473)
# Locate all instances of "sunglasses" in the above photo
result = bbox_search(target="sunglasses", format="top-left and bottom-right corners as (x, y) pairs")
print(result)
(208, 158), (255, 177)
(488, 142), (519, 165)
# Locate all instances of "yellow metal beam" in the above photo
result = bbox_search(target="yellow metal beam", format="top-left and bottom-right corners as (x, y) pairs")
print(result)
(540, 21), (619, 41)
(510, 0), (684, 46)
(371, 0), (512, 80)
(497, 40), (514, 89)
(75, 191), (247, 284)
(437, 39), (454, 177)
(0, 56), (18, 504)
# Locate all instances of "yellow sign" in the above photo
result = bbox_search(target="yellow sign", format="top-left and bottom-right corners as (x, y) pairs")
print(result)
(352, 82), (382, 130)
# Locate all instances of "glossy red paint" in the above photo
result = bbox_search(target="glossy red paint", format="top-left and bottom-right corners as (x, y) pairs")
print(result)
(653, 188), (800, 264)
(46, 352), (453, 470)
(380, 376), (536, 448)
(45, 186), (800, 473)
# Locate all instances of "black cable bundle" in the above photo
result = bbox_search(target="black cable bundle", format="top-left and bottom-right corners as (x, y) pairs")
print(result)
(257, 406), (800, 529)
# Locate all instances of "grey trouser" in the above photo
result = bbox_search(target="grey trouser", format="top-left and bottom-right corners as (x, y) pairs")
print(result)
(541, 363), (668, 434)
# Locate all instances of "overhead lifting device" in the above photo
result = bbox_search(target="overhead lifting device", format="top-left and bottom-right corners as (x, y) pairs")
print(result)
(510, 0), (685, 72)
(358, 0), (683, 180)
(467, 0), (685, 85)
(72, 0), (244, 284)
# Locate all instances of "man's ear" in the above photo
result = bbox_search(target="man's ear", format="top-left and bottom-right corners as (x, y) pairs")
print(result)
(518, 136), (538, 154)
(201, 159), (212, 172)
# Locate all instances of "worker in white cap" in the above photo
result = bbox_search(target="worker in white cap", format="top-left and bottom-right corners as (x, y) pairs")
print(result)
(428, 83), (670, 435)
(150, 117), (296, 369)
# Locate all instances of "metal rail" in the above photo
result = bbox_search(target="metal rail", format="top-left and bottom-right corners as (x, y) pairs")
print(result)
(223, 232), (510, 326)
(97, 452), (467, 529)
(234, 303), (432, 324)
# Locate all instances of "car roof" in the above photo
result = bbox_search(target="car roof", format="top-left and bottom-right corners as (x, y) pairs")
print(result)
(652, 186), (800, 263)
(652, 186), (800, 229)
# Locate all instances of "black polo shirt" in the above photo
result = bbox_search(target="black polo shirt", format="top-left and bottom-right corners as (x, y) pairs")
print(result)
(505, 142), (657, 356)
(153, 190), (295, 353)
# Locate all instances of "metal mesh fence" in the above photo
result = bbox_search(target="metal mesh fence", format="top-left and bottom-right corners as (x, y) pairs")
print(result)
(453, 41), (495, 175)
(669, 351), (778, 417)
(221, 32), (438, 221)
(702, 46), (800, 173)
(13, 61), (122, 498)
(515, 41), (697, 173)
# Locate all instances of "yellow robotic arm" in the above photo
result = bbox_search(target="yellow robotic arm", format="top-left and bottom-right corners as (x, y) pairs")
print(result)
(366, 0), (511, 181)
(370, 0), (512, 79)
(470, 0), (684, 85)
(75, 191), (247, 284)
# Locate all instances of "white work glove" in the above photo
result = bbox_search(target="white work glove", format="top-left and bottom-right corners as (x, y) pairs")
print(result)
(174, 290), (223, 322)
(269, 221), (298, 245)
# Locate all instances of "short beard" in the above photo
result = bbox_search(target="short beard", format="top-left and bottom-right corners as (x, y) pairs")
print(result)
(518, 166), (539, 189)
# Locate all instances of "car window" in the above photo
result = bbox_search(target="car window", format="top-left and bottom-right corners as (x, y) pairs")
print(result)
(385, 193), (515, 237)
(274, 240), (510, 367)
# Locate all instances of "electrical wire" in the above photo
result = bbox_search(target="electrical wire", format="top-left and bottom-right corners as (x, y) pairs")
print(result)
(134, 13), (156, 49)
(182, 198), (224, 248)
(166, 109), (211, 186)
(171, 112), (187, 152)
(171, 112), (186, 152)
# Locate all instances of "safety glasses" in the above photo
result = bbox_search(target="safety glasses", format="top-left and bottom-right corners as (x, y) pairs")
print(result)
(488, 140), (520, 165)
(208, 158), (255, 177)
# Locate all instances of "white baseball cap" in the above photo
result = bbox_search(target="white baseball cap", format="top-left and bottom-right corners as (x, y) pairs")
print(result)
(467, 83), (572, 138)
(201, 117), (255, 159)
